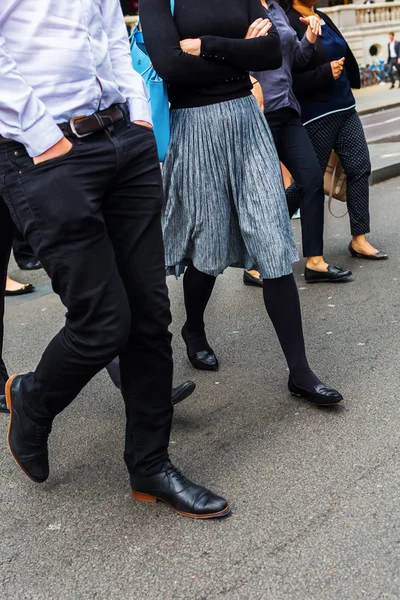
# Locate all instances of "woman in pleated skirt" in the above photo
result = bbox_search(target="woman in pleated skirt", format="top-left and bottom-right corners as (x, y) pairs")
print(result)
(141, 0), (343, 405)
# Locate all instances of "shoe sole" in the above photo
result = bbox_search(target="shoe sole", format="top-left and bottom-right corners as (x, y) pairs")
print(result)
(131, 490), (231, 519)
(305, 276), (351, 284)
(6, 374), (46, 484)
(189, 361), (219, 372)
(350, 252), (388, 261)
(290, 391), (342, 406)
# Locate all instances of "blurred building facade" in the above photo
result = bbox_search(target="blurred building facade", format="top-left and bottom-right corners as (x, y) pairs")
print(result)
(323, 1), (400, 64)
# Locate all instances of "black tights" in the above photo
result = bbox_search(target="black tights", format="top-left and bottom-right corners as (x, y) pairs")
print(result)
(184, 263), (216, 332)
(183, 264), (319, 389)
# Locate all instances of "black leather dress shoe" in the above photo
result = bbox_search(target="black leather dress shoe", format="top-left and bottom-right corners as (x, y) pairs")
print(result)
(305, 265), (352, 283)
(288, 376), (343, 406)
(181, 325), (218, 371)
(17, 260), (42, 271)
(131, 461), (230, 519)
(171, 381), (196, 406)
(348, 242), (388, 261)
(0, 394), (9, 413)
(243, 270), (263, 287)
(6, 374), (51, 483)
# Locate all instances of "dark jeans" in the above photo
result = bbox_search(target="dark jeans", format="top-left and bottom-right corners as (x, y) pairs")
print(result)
(0, 201), (122, 397)
(0, 198), (15, 395)
(265, 107), (325, 257)
(0, 116), (173, 476)
(13, 228), (36, 268)
(388, 57), (400, 85)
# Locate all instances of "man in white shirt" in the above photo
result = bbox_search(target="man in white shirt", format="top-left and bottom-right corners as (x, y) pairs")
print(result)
(0, 0), (229, 519)
(387, 32), (400, 88)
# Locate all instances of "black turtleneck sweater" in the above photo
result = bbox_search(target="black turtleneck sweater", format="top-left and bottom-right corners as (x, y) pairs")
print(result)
(139, 0), (283, 109)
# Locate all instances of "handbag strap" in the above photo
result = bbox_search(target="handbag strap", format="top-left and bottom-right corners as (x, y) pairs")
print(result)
(328, 162), (348, 218)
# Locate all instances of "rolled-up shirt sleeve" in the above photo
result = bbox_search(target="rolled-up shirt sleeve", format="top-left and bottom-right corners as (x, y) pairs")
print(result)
(0, 35), (63, 156)
(101, 0), (152, 124)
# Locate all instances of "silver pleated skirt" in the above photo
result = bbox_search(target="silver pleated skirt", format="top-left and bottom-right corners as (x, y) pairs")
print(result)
(162, 96), (299, 279)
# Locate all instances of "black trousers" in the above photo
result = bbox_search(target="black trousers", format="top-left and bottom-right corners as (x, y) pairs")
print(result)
(13, 228), (36, 267)
(265, 107), (325, 257)
(0, 116), (173, 476)
(388, 57), (400, 85)
(287, 108), (371, 237)
(0, 198), (15, 395)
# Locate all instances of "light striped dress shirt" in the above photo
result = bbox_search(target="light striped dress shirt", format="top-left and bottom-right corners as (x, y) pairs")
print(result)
(0, 0), (150, 156)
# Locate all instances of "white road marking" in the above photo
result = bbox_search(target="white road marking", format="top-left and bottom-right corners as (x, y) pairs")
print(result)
(363, 115), (400, 128)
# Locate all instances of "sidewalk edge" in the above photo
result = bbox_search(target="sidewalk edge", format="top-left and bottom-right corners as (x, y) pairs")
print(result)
(358, 101), (400, 116)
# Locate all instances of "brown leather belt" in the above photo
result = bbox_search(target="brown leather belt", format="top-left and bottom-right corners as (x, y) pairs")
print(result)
(59, 103), (127, 138)
(0, 103), (128, 144)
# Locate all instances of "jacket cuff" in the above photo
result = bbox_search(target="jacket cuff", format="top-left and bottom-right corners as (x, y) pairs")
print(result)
(321, 62), (335, 84)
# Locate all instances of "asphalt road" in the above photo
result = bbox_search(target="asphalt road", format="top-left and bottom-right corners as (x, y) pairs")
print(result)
(1, 178), (400, 599)
(361, 104), (400, 143)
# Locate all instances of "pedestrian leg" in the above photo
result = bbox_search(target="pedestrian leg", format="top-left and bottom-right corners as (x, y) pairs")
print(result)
(102, 122), (173, 476)
(334, 109), (371, 237)
(0, 197), (15, 399)
(13, 229), (39, 270)
(0, 136), (132, 426)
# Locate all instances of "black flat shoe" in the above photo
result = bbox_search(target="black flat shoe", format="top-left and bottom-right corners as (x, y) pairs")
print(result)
(348, 242), (388, 261)
(288, 376), (343, 406)
(131, 460), (230, 519)
(305, 265), (352, 283)
(0, 394), (9, 413)
(181, 325), (218, 371)
(171, 381), (196, 406)
(17, 260), (42, 271)
(243, 270), (263, 288)
(6, 374), (51, 483)
(5, 283), (35, 297)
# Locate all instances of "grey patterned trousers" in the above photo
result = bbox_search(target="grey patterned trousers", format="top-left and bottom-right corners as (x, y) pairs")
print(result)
(287, 108), (371, 236)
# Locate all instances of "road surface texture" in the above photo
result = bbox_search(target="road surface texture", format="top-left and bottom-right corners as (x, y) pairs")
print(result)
(361, 105), (400, 143)
(1, 177), (400, 600)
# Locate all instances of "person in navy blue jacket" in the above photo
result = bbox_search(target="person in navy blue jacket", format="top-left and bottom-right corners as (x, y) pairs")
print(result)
(284, 0), (388, 262)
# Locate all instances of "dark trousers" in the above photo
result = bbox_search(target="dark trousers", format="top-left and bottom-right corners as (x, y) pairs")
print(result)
(388, 57), (400, 85)
(0, 117), (173, 476)
(0, 198), (15, 395)
(286, 108), (371, 237)
(13, 228), (36, 268)
(265, 107), (325, 257)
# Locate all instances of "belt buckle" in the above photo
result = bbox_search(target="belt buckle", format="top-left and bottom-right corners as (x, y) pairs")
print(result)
(69, 116), (93, 139)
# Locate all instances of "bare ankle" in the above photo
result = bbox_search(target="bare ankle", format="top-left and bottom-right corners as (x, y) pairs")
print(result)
(306, 257), (329, 271)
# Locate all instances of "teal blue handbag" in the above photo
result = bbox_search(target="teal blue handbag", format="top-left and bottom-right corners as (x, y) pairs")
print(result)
(130, 0), (175, 162)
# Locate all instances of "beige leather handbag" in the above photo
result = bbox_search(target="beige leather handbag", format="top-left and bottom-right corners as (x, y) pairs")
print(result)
(324, 151), (347, 217)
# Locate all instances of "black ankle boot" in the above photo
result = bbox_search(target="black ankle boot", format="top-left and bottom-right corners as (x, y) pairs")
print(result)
(181, 324), (218, 371)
